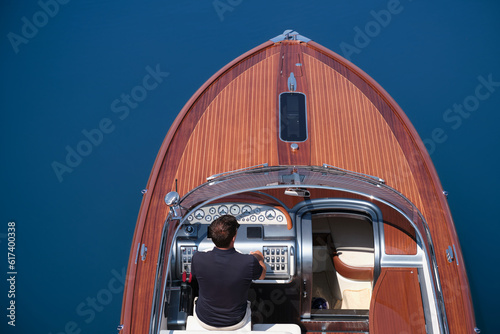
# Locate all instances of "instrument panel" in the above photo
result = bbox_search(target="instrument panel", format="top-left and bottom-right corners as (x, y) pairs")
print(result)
(177, 203), (295, 283)
(186, 203), (287, 225)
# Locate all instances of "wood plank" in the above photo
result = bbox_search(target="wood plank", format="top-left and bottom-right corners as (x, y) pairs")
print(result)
(173, 52), (281, 195)
(369, 268), (426, 333)
(384, 222), (417, 255)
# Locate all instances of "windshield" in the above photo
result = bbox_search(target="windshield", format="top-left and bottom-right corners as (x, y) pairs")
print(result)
(180, 165), (418, 224)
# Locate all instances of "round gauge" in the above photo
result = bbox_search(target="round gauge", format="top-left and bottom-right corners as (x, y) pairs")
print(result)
(194, 209), (205, 220)
(265, 209), (276, 220)
(218, 205), (228, 215)
(258, 215), (265, 222)
(250, 215), (257, 222)
(230, 205), (240, 215)
(187, 215), (193, 221)
(241, 205), (252, 215)
(205, 215), (212, 222)
(213, 215), (220, 220)
(276, 215), (284, 222)
(209, 207), (216, 214)
(254, 207), (261, 214)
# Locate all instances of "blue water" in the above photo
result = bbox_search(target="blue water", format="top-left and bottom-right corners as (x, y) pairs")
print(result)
(1, 1), (499, 333)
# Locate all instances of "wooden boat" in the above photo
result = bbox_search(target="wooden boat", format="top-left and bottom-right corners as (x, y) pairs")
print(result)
(118, 30), (479, 334)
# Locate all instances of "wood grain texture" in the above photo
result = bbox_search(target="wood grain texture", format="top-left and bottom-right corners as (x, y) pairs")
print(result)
(384, 223), (417, 255)
(369, 268), (426, 333)
(303, 51), (424, 214)
(304, 42), (475, 332)
(301, 320), (369, 332)
(383, 205), (417, 255)
(173, 52), (280, 195)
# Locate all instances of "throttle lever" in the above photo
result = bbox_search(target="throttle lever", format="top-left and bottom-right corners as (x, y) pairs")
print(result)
(179, 271), (192, 313)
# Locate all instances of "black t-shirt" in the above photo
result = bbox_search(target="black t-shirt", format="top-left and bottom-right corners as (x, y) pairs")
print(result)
(191, 247), (263, 327)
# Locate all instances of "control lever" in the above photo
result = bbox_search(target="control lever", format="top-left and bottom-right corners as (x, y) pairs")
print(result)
(179, 271), (193, 313)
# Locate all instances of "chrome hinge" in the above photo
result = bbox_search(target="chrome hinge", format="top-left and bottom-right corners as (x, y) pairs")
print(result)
(446, 246), (454, 263)
(140, 244), (148, 262)
(446, 245), (459, 265)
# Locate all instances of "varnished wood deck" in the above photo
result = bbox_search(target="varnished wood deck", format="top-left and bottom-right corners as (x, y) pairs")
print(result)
(120, 38), (476, 333)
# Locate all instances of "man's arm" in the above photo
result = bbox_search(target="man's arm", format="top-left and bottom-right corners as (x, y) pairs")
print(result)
(250, 250), (266, 280)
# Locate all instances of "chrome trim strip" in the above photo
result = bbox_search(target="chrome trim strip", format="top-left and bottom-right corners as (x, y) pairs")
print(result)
(134, 242), (140, 264)
(293, 198), (383, 285)
(150, 212), (180, 334)
(453, 244), (459, 266)
(299, 212), (313, 318)
(253, 278), (294, 284)
(289, 246), (295, 280)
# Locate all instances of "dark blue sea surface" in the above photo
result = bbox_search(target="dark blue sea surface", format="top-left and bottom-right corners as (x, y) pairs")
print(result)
(1, 1), (499, 333)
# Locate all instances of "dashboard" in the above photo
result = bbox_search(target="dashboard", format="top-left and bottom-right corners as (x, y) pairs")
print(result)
(176, 203), (295, 283)
(186, 203), (288, 225)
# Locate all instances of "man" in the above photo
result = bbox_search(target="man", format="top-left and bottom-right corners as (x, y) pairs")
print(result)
(191, 215), (266, 329)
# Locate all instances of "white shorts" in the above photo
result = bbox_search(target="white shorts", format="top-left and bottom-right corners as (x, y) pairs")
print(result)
(193, 298), (252, 331)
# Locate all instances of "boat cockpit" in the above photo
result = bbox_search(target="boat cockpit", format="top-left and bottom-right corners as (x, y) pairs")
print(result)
(150, 165), (445, 334)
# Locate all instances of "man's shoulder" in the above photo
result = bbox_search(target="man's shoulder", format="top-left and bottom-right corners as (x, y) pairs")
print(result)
(232, 250), (256, 259)
(232, 251), (260, 267)
(193, 249), (212, 260)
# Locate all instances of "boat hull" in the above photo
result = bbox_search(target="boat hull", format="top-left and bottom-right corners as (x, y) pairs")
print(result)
(119, 33), (476, 333)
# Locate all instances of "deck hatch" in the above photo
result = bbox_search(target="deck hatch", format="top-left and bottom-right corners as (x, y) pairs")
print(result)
(279, 92), (307, 142)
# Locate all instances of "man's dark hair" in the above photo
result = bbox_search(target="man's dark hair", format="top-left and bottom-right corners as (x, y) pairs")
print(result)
(209, 215), (240, 248)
